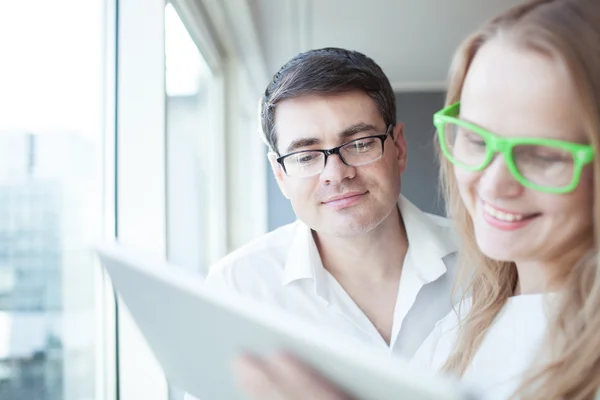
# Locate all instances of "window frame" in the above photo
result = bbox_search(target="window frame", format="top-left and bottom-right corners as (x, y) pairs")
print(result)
(112, 0), (271, 398)
(114, 0), (169, 399)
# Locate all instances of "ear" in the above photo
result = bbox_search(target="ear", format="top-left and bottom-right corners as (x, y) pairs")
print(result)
(267, 151), (291, 199)
(391, 123), (407, 174)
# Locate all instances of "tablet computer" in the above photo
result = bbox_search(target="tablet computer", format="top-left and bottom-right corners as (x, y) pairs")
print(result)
(95, 241), (474, 400)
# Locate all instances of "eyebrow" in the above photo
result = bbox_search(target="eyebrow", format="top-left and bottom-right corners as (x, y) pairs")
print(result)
(284, 122), (382, 154)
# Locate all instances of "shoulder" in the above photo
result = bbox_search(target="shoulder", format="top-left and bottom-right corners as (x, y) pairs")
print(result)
(205, 221), (300, 295)
(213, 221), (299, 267)
(439, 296), (472, 328)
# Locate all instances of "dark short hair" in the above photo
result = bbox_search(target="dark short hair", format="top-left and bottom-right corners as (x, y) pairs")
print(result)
(260, 47), (396, 153)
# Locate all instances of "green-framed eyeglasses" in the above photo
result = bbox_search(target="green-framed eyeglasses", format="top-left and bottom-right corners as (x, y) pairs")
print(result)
(433, 102), (595, 194)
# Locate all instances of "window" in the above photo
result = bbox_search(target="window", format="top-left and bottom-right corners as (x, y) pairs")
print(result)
(165, 2), (226, 274)
(0, 1), (108, 399)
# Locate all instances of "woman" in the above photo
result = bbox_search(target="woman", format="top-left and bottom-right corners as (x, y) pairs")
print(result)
(233, 0), (600, 399)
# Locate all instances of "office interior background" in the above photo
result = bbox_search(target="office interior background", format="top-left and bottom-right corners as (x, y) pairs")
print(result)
(0, 0), (525, 399)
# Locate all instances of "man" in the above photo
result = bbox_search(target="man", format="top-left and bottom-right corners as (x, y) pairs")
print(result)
(201, 47), (459, 361)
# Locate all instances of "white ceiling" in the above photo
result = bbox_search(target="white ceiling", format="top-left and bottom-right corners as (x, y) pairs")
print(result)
(250, 0), (525, 91)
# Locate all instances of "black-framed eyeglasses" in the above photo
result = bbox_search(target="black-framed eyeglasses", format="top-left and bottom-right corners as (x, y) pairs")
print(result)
(276, 125), (393, 178)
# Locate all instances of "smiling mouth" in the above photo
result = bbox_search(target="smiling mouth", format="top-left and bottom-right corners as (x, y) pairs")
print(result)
(482, 202), (540, 223)
(321, 191), (368, 209)
(322, 191), (367, 204)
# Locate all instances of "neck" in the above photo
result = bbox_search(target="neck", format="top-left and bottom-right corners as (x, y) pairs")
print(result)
(313, 207), (408, 284)
(513, 261), (550, 295)
(514, 239), (593, 295)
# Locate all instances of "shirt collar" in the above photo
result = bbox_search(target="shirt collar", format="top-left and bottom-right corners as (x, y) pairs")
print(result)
(281, 195), (458, 291)
(398, 195), (458, 283)
(282, 221), (331, 300)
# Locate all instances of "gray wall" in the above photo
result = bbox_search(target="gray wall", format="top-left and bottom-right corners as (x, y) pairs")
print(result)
(266, 91), (446, 230)
(396, 91), (446, 217)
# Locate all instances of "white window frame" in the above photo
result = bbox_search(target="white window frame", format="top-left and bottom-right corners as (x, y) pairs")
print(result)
(110, 0), (272, 398)
(168, 0), (272, 253)
(169, 0), (228, 270)
(115, 0), (169, 399)
(193, 0), (271, 252)
(96, 0), (118, 399)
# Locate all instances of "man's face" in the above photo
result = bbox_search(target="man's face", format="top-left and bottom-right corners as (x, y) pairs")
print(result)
(270, 91), (407, 237)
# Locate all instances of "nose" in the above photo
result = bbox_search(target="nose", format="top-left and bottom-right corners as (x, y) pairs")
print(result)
(319, 153), (356, 184)
(477, 154), (524, 199)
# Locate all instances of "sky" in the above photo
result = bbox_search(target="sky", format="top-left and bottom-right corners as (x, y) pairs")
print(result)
(0, 1), (208, 135)
(0, 0), (104, 136)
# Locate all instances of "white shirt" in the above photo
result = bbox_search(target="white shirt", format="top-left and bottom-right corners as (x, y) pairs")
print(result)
(412, 294), (551, 400)
(205, 195), (459, 359)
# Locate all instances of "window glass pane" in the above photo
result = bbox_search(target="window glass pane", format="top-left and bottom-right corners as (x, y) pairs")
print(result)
(0, 1), (106, 399)
(165, 3), (215, 274)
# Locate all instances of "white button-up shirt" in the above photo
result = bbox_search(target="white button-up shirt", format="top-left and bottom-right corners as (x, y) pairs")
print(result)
(412, 294), (550, 400)
(206, 195), (459, 359)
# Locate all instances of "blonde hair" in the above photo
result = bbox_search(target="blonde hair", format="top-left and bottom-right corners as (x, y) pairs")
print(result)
(438, 0), (600, 399)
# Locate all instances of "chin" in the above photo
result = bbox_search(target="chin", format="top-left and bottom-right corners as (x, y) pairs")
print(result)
(476, 239), (523, 263)
(328, 222), (372, 237)
(325, 216), (379, 237)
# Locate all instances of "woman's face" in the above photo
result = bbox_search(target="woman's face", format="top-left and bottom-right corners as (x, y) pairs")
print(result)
(455, 38), (594, 269)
